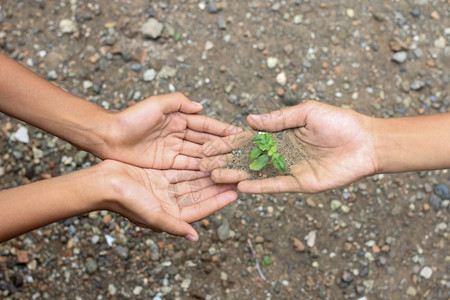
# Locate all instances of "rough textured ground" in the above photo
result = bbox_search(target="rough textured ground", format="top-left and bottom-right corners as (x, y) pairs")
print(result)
(225, 130), (307, 180)
(0, 1), (449, 299)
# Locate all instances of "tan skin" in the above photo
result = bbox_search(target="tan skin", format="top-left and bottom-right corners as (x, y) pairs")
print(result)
(0, 53), (240, 242)
(0, 160), (237, 243)
(200, 100), (450, 194)
(0, 53), (240, 168)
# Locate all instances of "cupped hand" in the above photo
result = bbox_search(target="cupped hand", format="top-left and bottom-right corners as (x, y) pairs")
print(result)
(98, 93), (240, 169)
(200, 100), (378, 193)
(100, 160), (238, 241)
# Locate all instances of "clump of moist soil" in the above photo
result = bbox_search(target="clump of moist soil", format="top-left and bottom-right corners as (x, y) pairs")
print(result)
(225, 129), (308, 179)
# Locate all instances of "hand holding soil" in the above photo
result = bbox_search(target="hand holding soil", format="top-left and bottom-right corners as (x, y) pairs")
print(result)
(200, 101), (378, 193)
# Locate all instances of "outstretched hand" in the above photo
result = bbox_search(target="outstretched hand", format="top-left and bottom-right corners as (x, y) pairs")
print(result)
(101, 160), (238, 241)
(200, 101), (378, 193)
(98, 93), (240, 169)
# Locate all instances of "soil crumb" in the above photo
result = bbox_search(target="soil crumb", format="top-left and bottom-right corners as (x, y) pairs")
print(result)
(225, 129), (308, 179)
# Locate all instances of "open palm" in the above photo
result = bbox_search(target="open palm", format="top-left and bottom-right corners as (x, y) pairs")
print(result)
(98, 93), (240, 169)
(200, 101), (378, 193)
(101, 160), (237, 240)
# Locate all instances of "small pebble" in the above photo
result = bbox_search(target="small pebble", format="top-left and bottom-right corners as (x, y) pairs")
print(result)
(267, 57), (278, 69)
(392, 51), (407, 64)
(420, 266), (433, 279)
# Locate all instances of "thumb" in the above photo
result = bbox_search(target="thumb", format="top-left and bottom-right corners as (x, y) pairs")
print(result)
(156, 92), (203, 114)
(153, 212), (199, 242)
(247, 101), (314, 131)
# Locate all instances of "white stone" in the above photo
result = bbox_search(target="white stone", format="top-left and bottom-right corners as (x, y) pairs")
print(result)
(141, 18), (163, 39)
(267, 57), (278, 69)
(158, 66), (177, 79)
(143, 69), (156, 82)
(306, 230), (317, 248)
(59, 19), (78, 34)
(330, 199), (342, 211)
(104, 234), (116, 246)
(181, 279), (191, 289)
(13, 126), (29, 143)
(406, 286), (417, 296)
(205, 41), (214, 51)
(276, 72), (287, 85)
(133, 286), (143, 295)
(346, 8), (355, 18)
(420, 266), (433, 279)
(32, 147), (44, 160)
(108, 284), (117, 295)
(83, 80), (93, 90)
(434, 36), (446, 49)
(392, 51), (407, 63)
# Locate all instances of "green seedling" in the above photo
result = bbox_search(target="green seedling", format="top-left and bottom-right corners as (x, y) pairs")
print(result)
(249, 133), (286, 172)
(262, 255), (273, 266)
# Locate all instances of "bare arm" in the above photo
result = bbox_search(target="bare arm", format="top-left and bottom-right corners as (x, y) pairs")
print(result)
(0, 160), (237, 243)
(200, 101), (450, 194)
(0, 165), (105, 242)
(373, 113), (450, 173)
(0, 53), (240, 167)
(0, 52), (109, 153)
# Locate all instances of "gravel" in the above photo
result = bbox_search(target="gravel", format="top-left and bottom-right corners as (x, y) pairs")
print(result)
(0, 1), (448, 298)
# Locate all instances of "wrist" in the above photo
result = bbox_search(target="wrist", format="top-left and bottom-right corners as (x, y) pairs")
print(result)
(72, 161), (119, 213)
(366, 116), (384, 175)
(86, 160), (127, 212)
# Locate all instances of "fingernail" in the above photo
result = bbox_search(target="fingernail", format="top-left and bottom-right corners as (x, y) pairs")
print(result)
(193, 102), (203, 109)
(184, 234), (197, 242)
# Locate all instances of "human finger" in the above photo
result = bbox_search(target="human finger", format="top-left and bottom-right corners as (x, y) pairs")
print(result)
(151, 212), (199, 241)
(247, 101), (316, 132)
(164, 170), (210, 184)
(184, 129), (223, 145)
(185, 114), (242, 137)
(237, 176), (301, 193)
(211, 168), (251, 183)
(199, 154), (234, 172)
(169, 177), (216, 197)
(171, 155), (201, 170)
(201, 131), (254, 157)
(177, 183), (236, 207)
(153, 92), (204, 114)
(180, 190), (238, 223)
(179, 140), (204, 158)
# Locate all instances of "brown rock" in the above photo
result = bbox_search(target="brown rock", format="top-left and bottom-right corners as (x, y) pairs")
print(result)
(430, 11), (440, 20)
(200, 219), (210, 228)
(372, 245), (381, 254)
(16, 250), (30, 264)
(343, 242), (353, 251)
(333, 65), (342, 75)
(276, 87), (285, 97)
(293, 237), (306, 252)
(103, 214), (112, 224)
(306, 197), (316, 208)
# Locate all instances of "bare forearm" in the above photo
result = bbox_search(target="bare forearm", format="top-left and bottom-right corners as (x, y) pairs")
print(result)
(372, 113), (450, 173)
(0, 53), (111, 153)
(0, 166), (107, 242)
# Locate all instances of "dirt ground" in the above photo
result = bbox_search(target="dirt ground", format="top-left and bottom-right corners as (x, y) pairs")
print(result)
(0, 1), (449, 299)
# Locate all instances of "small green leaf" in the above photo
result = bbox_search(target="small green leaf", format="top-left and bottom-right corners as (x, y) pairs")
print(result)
(248, 147), (263, 160)
(174, 33), (181, 41)
(267, 145), (277, 156)
(262, 255), (273, 266)
(249, 154), (269, 171)
(254, 133), (273, 151)
(272, 153), (286, 172)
